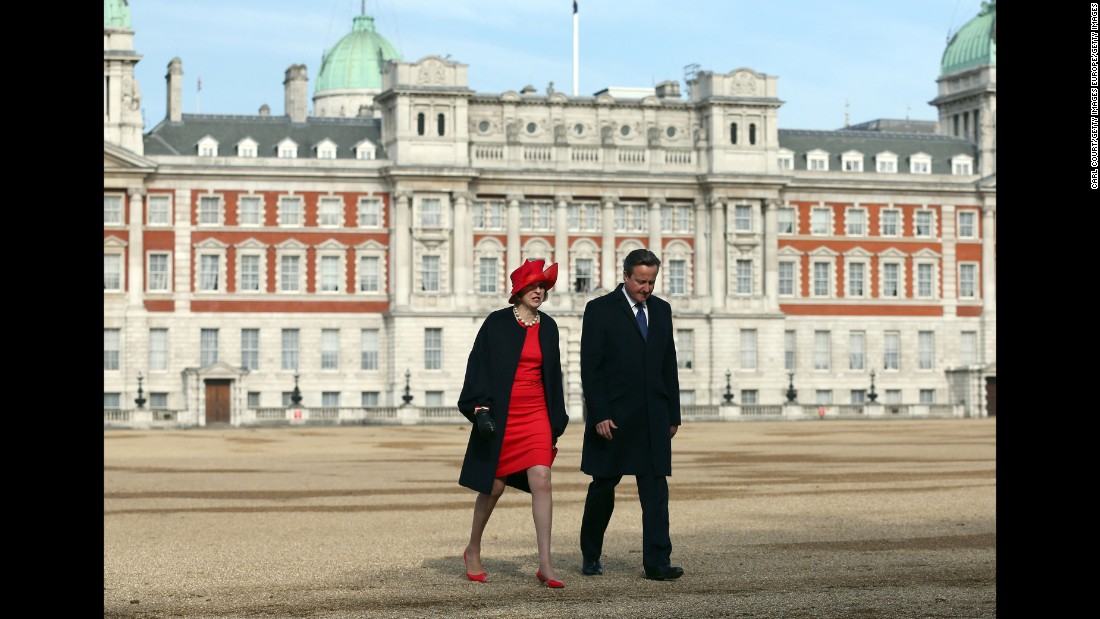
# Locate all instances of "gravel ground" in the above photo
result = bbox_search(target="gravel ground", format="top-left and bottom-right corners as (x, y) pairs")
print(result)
(104, 418), (996, 618)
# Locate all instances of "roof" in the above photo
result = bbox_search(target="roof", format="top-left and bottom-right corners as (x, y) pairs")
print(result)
(941, 2), (996, 75)
(778, 128), (977, 174)
(315, 15), (401, 93)
(143, 114), (384, 159)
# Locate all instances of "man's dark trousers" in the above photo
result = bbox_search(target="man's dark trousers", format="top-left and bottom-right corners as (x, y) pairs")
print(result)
(580, 474), (672, 570)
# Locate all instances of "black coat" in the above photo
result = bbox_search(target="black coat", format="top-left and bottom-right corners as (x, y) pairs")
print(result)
(580, 285), (681, 477)
(457, 307), (569, 494)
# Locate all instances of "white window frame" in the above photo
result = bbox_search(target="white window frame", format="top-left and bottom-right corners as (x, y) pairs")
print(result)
(104, 328), (121, 370)
(354, 139), (377, 160)
(197, 135), (219, 157)
(195, 241), (228, 293)
(777, 206), (796, 235)
(277, 196), (303, 227)
(421, 254), (441, 292)
(357, 197), (383, 228)
(875, 151), (898, 173)
(813, 330), (831, 370)
(733, 204), (753, 232)
(807, 149), (829, 171)
(197, 194), (223, 226)
(419, 197), (443, 228)
(880, 260), (903, 298)
(355, 241), (387, 294)
(276, 241), (307, 293)
(361, 328), (380, 371)
(567, 201), (599, 232)
(735, 259), (753, 295)
(281, 328), (299, 371)
(573, 257), (594, 293)
(424, 328), (442, 370)
(950, 154), (974, 175)
(810, 207), (831, 235)
(918, 331), (935, 370)
(909, 152), (932, 174)
(841, 150), (864, 172)
(668, 259), (687, 295)
(777, 149), (794, 170)
(321, 329), (340, 370)
(200, 328), (219, 366)
(740, 329), (757, 370)
(361, 392), (380, 407)
(784, 330), (796, 371)
(914, 209), (935, 238)
(914, 258), (938, 299)
(959, 263), (978, 299)
(475, 200), (506, 230)
(960, 331), (978, 366)
(147, 251), (171, 292)
(104, 194), (125, 225)
(238, 195), (264, 227)
(810, 257), (834, 298)
(778, 260), (797, 297)
(104, 248), (124, 292)
(149, 328), (169, 371)
(235, 240), (267, 293)
(236, 137), (258, 158)
(241, 328), (259, 371)
(315, 240), (348, 294)
(740, 389), (758, 404)
(845, 257), (868, 298)
(147, 194), (171, 226)
(676, 329), (694, 370)
(848, 331), (865, 370)
(845, 207), (867, 236)
(314, 138), (338, 160)
(883, 331), (900, 370)
(958, 210), (977, 239)
(318, 197), (344, 227)
(276, 138), (298, 158)
(879, 208), (901, 237)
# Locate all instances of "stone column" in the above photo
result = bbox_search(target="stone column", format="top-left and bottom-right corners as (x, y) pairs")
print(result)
(763, 198), (780, 311)
(601, 196), (617, 289)
(174, 188), (192, 313)
(554, 195), (570, 284)
(506, 194), (522, 269)
(648, 198), (662, 253)
(393, 192), (412, 306)
(710, 197), (727, 308)
(980, 201), (996, 364)
(452, 192), (471, 306)
(939, 204), (958, 317)
(127, 187), (145, 308)
(693, 200), (708, 297)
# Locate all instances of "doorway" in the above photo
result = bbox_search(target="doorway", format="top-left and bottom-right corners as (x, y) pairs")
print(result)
(205, 379), (232, 424)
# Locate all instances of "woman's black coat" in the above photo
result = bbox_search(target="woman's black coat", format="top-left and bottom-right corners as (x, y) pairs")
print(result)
(457, 307), (569, 494)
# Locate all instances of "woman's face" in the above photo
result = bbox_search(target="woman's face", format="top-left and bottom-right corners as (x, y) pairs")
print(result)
(517, 282), (548, 310)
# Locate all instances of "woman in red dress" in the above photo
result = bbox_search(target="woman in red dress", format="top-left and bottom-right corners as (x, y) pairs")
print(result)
(457, 260), (570, 588)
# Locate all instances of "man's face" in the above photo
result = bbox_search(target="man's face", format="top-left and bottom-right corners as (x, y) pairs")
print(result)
(623, 264), (659, 304)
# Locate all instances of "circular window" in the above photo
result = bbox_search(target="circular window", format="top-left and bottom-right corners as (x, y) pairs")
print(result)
(526, 122), (538, 134)
(573, 123), (584, 136)
(620, 125), (631, 136)
(666, 126), (677, 138)
(478, 120), (490, 133)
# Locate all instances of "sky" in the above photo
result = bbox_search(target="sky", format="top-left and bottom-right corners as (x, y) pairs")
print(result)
(128, 0), (987, 132)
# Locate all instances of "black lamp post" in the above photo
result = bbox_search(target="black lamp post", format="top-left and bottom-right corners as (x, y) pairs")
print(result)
(722, 369), (735, 405)
(867, 370), (878, 403)
(401, 369), (414, 406)
(134, 372), (147, 409)
(290, 371), (303, 406)
(786, 372), (797, 403)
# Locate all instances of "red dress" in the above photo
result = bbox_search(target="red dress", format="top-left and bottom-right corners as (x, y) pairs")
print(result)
(495, 320), (554, 477)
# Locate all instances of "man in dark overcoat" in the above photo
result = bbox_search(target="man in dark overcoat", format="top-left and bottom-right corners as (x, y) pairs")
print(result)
(579, 248), (684, 580)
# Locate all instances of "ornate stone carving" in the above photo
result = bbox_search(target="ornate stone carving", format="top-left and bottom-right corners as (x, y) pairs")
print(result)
(417, 59), (447, 85)
(729, 70), (761, 97)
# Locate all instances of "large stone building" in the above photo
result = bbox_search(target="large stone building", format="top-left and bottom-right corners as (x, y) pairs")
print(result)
(104, 1), (996, 425)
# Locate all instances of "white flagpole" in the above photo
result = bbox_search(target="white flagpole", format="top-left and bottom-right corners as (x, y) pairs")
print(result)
(572, 1), (579, 96)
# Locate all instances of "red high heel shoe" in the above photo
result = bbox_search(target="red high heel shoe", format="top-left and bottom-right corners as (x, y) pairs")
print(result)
(464, 550), (487, 583)
(536, 569), (565, 589)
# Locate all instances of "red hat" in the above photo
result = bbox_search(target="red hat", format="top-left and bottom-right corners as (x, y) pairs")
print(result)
(508, 259), (558, 304)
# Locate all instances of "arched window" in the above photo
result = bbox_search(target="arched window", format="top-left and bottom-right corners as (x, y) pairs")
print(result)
(749, 123), (757, 145)
(437, 113), (446, 136)
(730, 122), (738, 145)
(417, 113), (425, 136)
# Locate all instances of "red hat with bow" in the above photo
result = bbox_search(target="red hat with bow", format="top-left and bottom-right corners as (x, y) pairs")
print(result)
(508, 259), (558, 304)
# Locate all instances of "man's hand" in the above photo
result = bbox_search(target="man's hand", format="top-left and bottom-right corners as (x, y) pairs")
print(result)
(670, 425), (679, 438)
(596, 419), (618, 440)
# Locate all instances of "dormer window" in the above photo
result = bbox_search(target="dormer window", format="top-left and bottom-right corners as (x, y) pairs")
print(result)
(197, 135), (219, 157)
(806, 149), (829, 171)
(354, 139), (377, 160)
(875, 151), (898, 173)
(951, 154), (974, 175)
(314, 139), (337, 160)
(909, 152), (932, 174)
(276, 138), (298, 159)
(777, 149), (794, 170)
(236, 137), (258, 158)
(841, 151), (864, 172)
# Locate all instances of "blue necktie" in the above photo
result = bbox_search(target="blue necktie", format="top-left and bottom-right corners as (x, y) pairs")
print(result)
(635, 303), (648, 341)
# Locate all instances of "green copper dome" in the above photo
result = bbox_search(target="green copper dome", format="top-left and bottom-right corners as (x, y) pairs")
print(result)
(940, 1), (996, 76)
(104, 0), (132, 28)
(315, 15), (401, 93)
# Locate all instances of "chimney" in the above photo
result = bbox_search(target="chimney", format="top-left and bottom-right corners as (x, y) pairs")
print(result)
(655, 80), (681, 99)
(166, 57), (183, 122)
(284, 64), (309, 123)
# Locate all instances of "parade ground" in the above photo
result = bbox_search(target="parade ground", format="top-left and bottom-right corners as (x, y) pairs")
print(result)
(104, 418), (996, 618)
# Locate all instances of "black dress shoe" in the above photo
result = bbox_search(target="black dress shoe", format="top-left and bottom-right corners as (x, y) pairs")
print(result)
(581, 559), (603, 576)
(643, 565), (684, 580)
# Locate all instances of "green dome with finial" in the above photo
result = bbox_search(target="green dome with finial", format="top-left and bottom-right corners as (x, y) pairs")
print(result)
(104, 0), (132, 28)
(940, 0), (996, 76)
(315, 15), (401, 93)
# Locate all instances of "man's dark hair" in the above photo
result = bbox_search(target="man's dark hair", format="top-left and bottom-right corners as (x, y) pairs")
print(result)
(623, 248), (661, 276)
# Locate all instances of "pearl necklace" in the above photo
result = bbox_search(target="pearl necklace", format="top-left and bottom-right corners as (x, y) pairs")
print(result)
(513, 306), (540, 327)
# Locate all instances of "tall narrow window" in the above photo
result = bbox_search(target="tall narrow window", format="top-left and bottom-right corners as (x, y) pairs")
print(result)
(148, 253), (170, 291)
(281, 329), (299, 371)
(740, 329), (758, 370)
(358, 198), (382, 227)
(240, 255), (261, 292)
(104, 328), (121, 370)
(417, 112), (425, 136)
(811, 208), (830, 235)
(915, 210), (933, 237)
(421, 198), (441, 227)
(199, 255), (220, 291)
(777, 207), (795, 234)
(149, 329), (168, 371)
(959, 264), (977, 298)
(958, 211), (976, 238)
(104, 253), (122, 291)
(241, 328), (259, 370)
(198, 196), (221, 225)
(437, 113), (446, 136)
(916, 263), (934, 298)
(424, 328), (442, 370)
(846, 208), (867, 235)
(880, 209), (900, 236)
(960, 331), (978, 365)
(359, 256), (380, 293)
(319, 198), (343, 227)
(148, 195), (171, 225)
(736, 259), (753, 295)
(321, 329), (340, 370)
(668, 260), (686, 295)
(279, 197), (303, 226)
(882, 263), (900, 298)
(884, 331), (900, 370)
(239, 196), (262, 226)
(918, 331), (935, 370)
(848, 262), (865, 297)
(360, 329), (379, 370)
(422, 255), (441, 292)
(784, 330), (796, 371)
(200, 328), (219, 366)
(749, 123), (757, 145)
(676, 329), (694, 369)
(813, 330), (831, 370)
(734, 204), (752, 231)
(778, 262), (795, 296)
(848, 331), (865, 370)
(104, 195), (124, 224)
(320, 255), (340, 292)
(812, 261), (831, 297)
(280, 255), (300, 292)
(479, 257), (498, 293)
(730, 122), (738, 144)
(574, 258), (593, 293)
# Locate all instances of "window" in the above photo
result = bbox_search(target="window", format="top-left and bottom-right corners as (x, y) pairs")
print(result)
(149, 328), (168, 371)
(845, 208), (866, 236)
(198, 136), (218, 157)
(361, 329), (379, 370)
(680, 390), (695, 405)
(812, 261), (831, 297)
(148, 195), (171, 225)
(420, 198), (441, 227)
(198, 195), (221, 225)
(959, 263), (977, 298)
(740, 329), (757, 370)
(668, 260), (686, 295)
(880, 209), (901, 236)
(574, 258), (593, 293)
(239, 196), (262, 226)
(884, 331), (900, 370)
(736, 259), (753, 295)
(850, 390), (866, 404)
(315, 140), (337, 159)
(960, 331), (978, 366)
(150, 393), (169, 409)
(359, 256), (381, 293)
(660, 204), (692, 233)
(104, 328), (120, 370)
(476, 257), (498, 293)
(281, 329), (299, 371)
(749, 123), (757, 145)
(918, 331), (935, 370)
(200, 328), (219, 366)
(784, 330), (796, 371)
(355, 140), (376, 159)
(240, 254), (261, 292)
(321, 329), (340, 370)
(810, 208), (830, 235)
(730, 122), (738, 144)
(104, 195), (124, 225)
(813, 330), (831, 370)
(277, 139), (298, 158)
(237, 138), (257, 158)
(199, 254), (220, 291)
(248, 392), (261, 408)
(358, 198), (382, 227)
(520, 201), (552, 230)
(919, 389), (935, 403)
(614, 203), (647, 232)
(916, 263), (935, 298)
(145, 252), (169, 292)
(676, 329), (693, 369)
(734, 204), (752, 231)
(424, 328), (442, 370)
(322, 392), (341, 407)
(909, 154), (932, 174)
(884, 389), (902, 405)
(426, 390), (444, 406)
(422, 255), (440, 292)
(777, 151), (794, 170)
(279, 197), (303, 227)
(807, 151), (829, 171)
(882, 262), (900, 298)
(104, 393), (121, 409)
(777, 207), (795, 234)
(319, 197), (343, 227)
(437, 113), (446, 136)
(952, 158), (973, 175)
(104, 253), (122, 291)
(475, 200), (505, 229)
(417, 113), (425, 136)
(320, 255), (341, 292)
(815, 390), (833, 405)
(914, 210), (934, 237)
(958, 211), (977, 238)
(361, 392), (380, 407)
(841, 152), (863, 172)
(778, 261), (795, 296)
(241, 328), (259, 370)
(280, 255), (301, 292)
(847, 261), (865, 297)
(848, 331), (865, 370)
(876, 156), (897, 173)
(740, 390), (758, 404)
